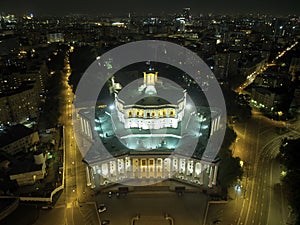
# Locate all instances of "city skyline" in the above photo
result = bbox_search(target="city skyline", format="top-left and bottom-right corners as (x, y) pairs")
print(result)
(0, 4), (299, 224)
(1, 0), (300, 16)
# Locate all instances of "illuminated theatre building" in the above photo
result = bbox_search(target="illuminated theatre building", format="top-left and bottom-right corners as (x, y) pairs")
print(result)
(78, 71), (222, 189)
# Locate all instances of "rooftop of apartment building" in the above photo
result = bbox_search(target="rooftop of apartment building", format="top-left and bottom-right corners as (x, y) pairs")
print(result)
(0, 124), (35, 148)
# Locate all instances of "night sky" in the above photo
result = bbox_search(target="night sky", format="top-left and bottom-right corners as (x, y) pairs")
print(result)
(0, 0), (299, 16)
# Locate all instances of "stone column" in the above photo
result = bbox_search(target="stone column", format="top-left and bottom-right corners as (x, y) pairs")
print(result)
(208, 165), (213, 188)
(199, 163), (204, 185)
(192, 160), (196, 178)
(99, 173), (105, 186)
(125, 157), (131, 178)
(133, 158), (139, 178)
(212, 165), (218, 185)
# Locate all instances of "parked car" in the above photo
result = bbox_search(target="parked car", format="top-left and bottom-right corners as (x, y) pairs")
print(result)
(101, 220), (110, 224)
(98, 204), (107, 213)
(213, 219), (221, 224)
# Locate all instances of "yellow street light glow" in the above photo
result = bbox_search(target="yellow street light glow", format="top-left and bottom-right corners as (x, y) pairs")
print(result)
(239, 160), (244, 167)
(281, 171), (287, 177)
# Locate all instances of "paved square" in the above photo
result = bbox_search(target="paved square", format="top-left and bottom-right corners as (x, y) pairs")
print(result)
(97, 191), (208, 225)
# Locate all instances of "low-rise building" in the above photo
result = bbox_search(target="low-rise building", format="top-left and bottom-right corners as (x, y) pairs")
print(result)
(0, 82), (39, 125)
(251, 86), (294, 113)
(9, 152), (46, 186)
(0, 124), (39, 155)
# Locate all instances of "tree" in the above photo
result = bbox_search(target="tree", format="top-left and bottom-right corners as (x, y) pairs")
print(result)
(68, 45), (97, 92)
(278, 138), (300, 224)
(218, 148), (243, 188)
(217, 126), (243, 193)
(222, 86), (252, 121)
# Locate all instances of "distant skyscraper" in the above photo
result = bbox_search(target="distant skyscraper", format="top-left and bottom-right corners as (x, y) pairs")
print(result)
(183, 8), (191, 22)
(47, 33), (64, 43)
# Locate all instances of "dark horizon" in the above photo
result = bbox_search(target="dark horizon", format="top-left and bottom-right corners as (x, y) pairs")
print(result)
(1, 0), (300, 16)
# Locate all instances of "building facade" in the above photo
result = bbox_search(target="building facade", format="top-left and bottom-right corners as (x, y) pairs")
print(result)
(76, 71), (222, 189)
(88, 154), (218, 188)
(0, 124), (39, 155)
(0, 83), (39, 125)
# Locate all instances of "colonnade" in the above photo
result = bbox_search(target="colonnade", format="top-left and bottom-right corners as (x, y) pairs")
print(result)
(89, 155), (218, 188)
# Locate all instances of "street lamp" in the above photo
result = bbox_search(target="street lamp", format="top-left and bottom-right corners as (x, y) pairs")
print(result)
(131, 214), (140, 225)
(164, 213), (174, 225)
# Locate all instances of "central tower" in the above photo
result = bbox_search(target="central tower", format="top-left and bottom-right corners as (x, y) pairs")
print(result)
(114, 71), (187, 130)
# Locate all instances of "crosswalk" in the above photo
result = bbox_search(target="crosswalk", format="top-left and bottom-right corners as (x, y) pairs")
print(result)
(54, 202), (99, 225)
(79, 205), (99, 225)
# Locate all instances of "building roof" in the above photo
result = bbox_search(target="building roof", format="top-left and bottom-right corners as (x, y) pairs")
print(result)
(0, 124), (35, 148)
(80, 104), (214, 163)
(135, 96), (170, 106)
(116, 78), (186, 107)
(9, 155), (43, 175)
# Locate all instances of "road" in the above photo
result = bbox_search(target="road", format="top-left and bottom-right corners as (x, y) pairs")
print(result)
(236, 40), (298, 93)
(206, 111), (300, 225)
(57, 47), (100, 225)
(212, 39), (300, 225)
(236, 112), (300, 225)
(33, 46), (100, 225)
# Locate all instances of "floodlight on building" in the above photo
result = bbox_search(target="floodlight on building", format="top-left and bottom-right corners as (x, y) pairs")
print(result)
(186, 103), (192, 110)
(109, 104), (115, 110)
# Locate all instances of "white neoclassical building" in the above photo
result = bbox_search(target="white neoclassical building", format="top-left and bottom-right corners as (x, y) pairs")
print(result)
(77, 71), (222, 189)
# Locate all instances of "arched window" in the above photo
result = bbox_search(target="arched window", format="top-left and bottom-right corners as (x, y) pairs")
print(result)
(128, 111), (132, 117)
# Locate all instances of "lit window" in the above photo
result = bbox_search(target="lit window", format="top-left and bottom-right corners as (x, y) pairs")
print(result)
(159, 110), (163, 117)
(151, 111), (156, 117)
(170, 109), (175, 117)
(139, 110), (144, 117)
